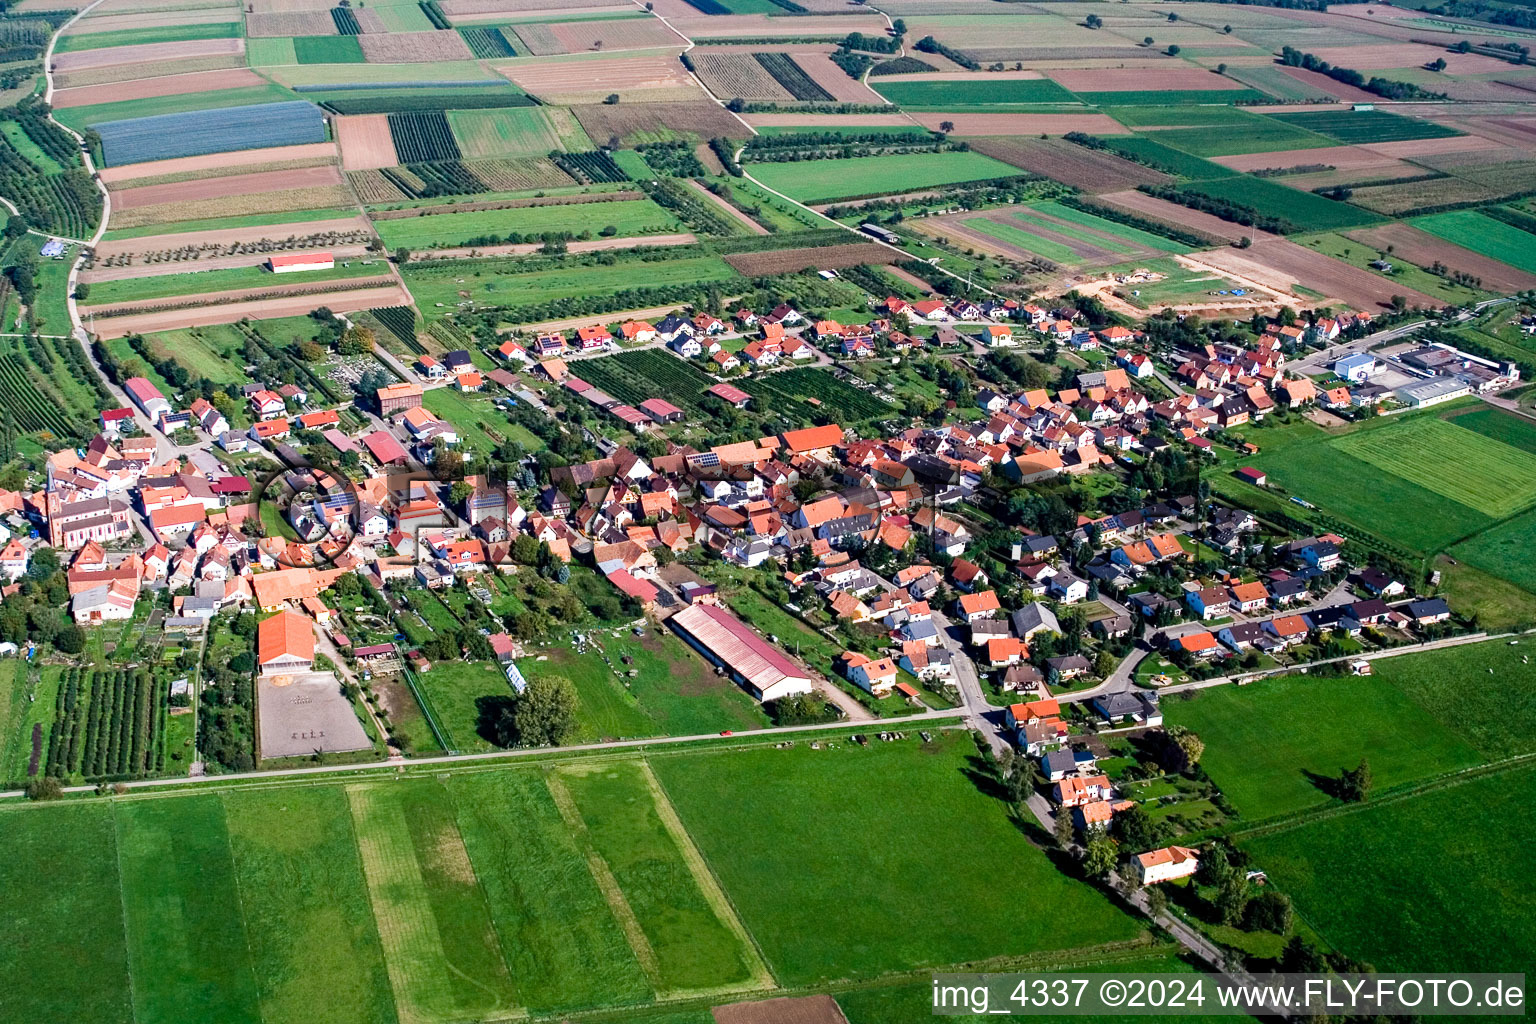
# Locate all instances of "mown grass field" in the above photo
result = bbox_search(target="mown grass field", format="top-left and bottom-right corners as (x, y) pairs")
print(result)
(1411, 210), (1536, 274)
(651, 732), (1144, 986)
(2, 735), (1138, 1019)
(402, 254), (739, 316)
(1243, 762), (1536, 972)
(1168, 673), (1484, 822)
(1332, 413), (1536, 519)
(100, 206), (360, 241)
(374, 198), (682, 249)
(447, 107), (562, 159)
(749, 151), (1020, 203)
(1221, 413), (1495, 554)
(88, 259), (386, 305)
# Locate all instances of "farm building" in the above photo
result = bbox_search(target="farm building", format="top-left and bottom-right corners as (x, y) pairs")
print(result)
(669, 603), (815, 703)
(124, 377), (170, 420)
(40, 238), (65, 258)
(268, 252), (335, 274)
(257, 610), (314, 677)
(1136, 845), (1201, 885)
(362, 430), (408, 466)
(1236, 467), (1267, 487)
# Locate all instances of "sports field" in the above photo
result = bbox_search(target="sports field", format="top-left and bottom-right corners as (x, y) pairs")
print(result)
(373, 198), (682, 249)
(1243, 763), (1536, 973)
(1169, 672), (1484, 822)
(872, 78), (1076, 105)
(0, 732), (1141, 1018)
(748, 151), (1019, 203)
(1411, 210), (1536, 275)
(1333, 413), (1536, 519)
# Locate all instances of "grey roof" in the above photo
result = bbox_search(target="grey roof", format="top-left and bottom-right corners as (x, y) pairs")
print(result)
(1043, 749), (1076, 775)
(1406, 597), (1450, 618)
(1012, 602), (1060, 637)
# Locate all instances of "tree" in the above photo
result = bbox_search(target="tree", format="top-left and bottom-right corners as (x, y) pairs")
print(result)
(25, 776), (63, 800)
(1215, 875), (1250, 925)
(25, 546), (58, 581)
(448, 480), (475, 507)
(1167, 725), (1204, 768)
(1085, 12), (1101, 28)
(1082, 832), (1118, 877)
(1093, 649), (1116, 678)
(1244, 890), (1293, 934)
(510, 674), (578, 746)
(1144, 885), (1169, 919)
(1143, 36), (1154, 45)
(603, 93), (620, 105)
(54, 624), (85, 655)
(338, 324), (375, 355)
(393, 246), (411, 265)
(1165, 44), (1180, 56)
(1216, 62), (1227, 74)
(74, 282), (89, 302)
(939, 120), (955, 133)
(1337, 757), (1372, 801)
(1112, 803), (1163, 853)
(1054, 808), (1075, 849)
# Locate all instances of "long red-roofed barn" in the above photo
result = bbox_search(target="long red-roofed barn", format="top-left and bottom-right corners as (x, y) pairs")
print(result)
(669, 603), (815, 703)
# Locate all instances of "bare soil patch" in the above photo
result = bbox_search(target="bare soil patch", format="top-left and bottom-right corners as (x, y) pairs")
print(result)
(53, 67), (266, 109)
(1189, 239), (1438, 310)
(549, 17), (681, 52)
(1362, 134), (1509, 158)
(53, 54), (246, 90)
(713, 994), (848, 1024)
(53, 37), (244, 72)
(1097, 189), (1279, 244)
(969, 137), (1167, 192)
(499, 55), (695, 102)
(110, 184), (353, 230)
(724, 241), (892, 276)
(336, 114), (399, 171)
(99, 141), (337, 184)
(1046, 66), (1233, 91)
(246, 9), (336, 35)
(572, 99), (750, 141)
(793, 53), (887, 103)
(1346, 222), (1536, 293)
(910, 111), (1128, 136)
(358, 29), (474, 63)
(113, 165), (343, 210)
(90, 283), (410, 338)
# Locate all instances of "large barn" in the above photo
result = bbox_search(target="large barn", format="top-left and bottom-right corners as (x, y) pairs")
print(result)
(669, 603), (815, 703)
(257, 610), (314, 677)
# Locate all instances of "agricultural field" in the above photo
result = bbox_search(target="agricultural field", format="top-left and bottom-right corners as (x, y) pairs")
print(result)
(1178, 175), (1385, 232)
(935, 199), (1188, 267)
(400, 253), (739, 320)
(1135, 118), (1336, 158)
(748, 151), (1018, 203)
(1292, 232), (1488, 305)
(1270, 108), (1463, 144)
(85, 259), (385, 307)
(1333, 413), (1536, 519)
(652, 731), (1144, 986)
(1077, 88), (1265, 107)
(871, 78), (1077, 106)
(1098, 136), (1239, 180)
(1244, 763), (1536, 973)
(446, 107), (563, 159)
(387, 110), (460, 164)
(746, 368), (894, 424)
(1410, 210), (1536, 275)
(373, 198), (682, 249)
(1169, 672), (1483, 823)
(96, 101), (328, 167)
(1222, 413), (1497, 555)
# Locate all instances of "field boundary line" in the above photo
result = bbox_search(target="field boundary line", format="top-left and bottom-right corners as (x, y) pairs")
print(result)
(638, 757), (778, 997)
(217, 793), (275, 1024)
(107, 799), (142, 1024)
(543, 767), (666, 995)
(346, 783), (461, 1024)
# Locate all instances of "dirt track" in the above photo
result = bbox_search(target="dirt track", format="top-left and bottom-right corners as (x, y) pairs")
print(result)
(90, 284), (410, 339)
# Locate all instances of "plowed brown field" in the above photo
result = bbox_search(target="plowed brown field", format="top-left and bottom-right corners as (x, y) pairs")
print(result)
(53, 37), (244, 72)
(1346, 222), (1536, 293)
(1097, 190), (1280, 243)
(1188, 240), (1438, 310)
(968, 137), (1167, 192)
(335, 114), (398, 171)
(549, 17), (681, 52)
(793, 53), (886, 103)
(112, 165), (343, 210)
(52, 67), (266, 109)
